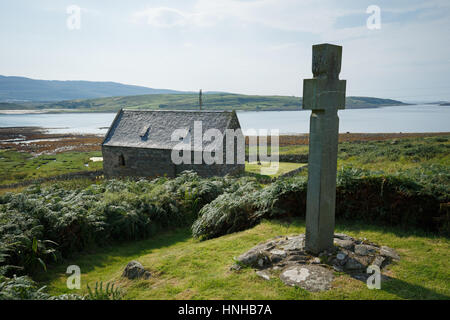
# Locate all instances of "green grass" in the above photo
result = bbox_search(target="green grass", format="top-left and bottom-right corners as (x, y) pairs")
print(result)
(2, 134), (449, 299)
(245, 161), (305, 177)
(337, 136), (450, 173)
(269, 135), (450, 173)
(0, 150), (102, 185)
(38, 218), (450, 300)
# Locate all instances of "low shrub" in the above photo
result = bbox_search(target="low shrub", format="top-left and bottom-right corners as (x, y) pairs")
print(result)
(192, 167), (449, 240)
(0, 171), (230, 276)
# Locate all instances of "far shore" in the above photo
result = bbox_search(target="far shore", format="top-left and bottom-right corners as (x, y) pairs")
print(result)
(0, 109), (65, 114)
(1, 126), (449, 155)
(0, 104), (422, 115)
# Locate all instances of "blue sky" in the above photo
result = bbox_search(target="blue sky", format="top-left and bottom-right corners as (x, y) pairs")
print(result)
(1, 0), (450, 101)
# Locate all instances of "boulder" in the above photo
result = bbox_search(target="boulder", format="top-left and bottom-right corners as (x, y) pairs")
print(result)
(269, 249), (287, 263)
(280, 265), (334, 292)
(380, 246), (400, 260)
(334, 238), (355, 250)
(354, 244), (378, 256)
(343, 257), (365, 271)
(281, 236), (305, 251)
(372, 256), (386, 268)
(334, 233), (354, 241)
(236, 245), (270, 268)
(256, 270), (271, 281)
(122, 261), (151, 280)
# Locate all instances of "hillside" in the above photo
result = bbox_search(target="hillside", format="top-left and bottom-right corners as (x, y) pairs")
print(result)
(17, 94), (407, 112)
(0, 75), (188, 102)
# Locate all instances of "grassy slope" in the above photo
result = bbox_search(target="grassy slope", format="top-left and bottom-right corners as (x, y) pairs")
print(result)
(39, 219), (450, 300)
(7, 94), (407, 112)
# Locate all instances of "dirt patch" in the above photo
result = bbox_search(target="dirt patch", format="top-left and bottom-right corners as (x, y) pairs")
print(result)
(0, 127), (103, 155)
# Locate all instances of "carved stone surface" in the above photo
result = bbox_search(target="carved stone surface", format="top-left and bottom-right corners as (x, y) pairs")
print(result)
(303, 44), (347, 255)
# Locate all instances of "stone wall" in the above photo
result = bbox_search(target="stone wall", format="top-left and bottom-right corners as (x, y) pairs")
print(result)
(102, 145), (244, 179)
(245, 153), (308, 163)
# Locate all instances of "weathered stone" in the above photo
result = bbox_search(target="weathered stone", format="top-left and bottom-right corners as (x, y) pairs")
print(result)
(334, 238), (355, 250)
(262, 241), (276, 251)
(257, 256), (270, 268)
(336, 252), (347, 261)
(230, 263), (242, 271)
(122, 261), (151, 280)
(334, 233), (354, 241)
(234, 233), (399, 290)
(286, 254), (308, 262)
(372, 256), (386, 268)
(380, 246), (400, 260)
(311, 257), (321, 264)
(270, 249), (287, 263)
(281, 236), (305, 251)
(235, 245), (270, 268)
(280, 265), (334, 292)
(343, 257), (365, 271)
(304, 44), (346, 254)
(256, 270), (271, 281)
(354, 244), (378, 256)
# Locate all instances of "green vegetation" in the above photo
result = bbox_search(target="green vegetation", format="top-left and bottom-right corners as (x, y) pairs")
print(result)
(0, 134), (448, 300)
(192, 167), (449, 240)
(4, 94), (406, 112)
(0, 150), (103, 185)
(41, 220), (449, 300)
(245, 161), (305, 177)
(337, 136), (450, 172)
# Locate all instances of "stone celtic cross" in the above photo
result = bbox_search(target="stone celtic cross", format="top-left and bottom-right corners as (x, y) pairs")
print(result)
(303, 43), (346, 254)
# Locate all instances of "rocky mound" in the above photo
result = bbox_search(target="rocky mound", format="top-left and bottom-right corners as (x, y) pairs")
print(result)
(231, 233), (400, 292)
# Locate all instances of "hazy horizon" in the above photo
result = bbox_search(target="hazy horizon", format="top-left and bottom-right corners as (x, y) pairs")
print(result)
(1, 0), (450, 101)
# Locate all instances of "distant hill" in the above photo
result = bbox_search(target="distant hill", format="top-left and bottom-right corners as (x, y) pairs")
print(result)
(0, 75), (189, 102)
(0, 75), (408, 111)
(0, 93), (407, 112)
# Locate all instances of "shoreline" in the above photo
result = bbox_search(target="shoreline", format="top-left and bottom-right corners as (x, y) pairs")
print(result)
(0, 104), (422, 115)
(1, 127), (449, 154)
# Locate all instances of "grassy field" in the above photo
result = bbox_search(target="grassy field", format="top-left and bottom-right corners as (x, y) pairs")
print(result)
(0, 150), (103, 185)
(249, 134), (450, 173)
(38, 219), (449, 300)
(245, 161), (305, 177)
(1, 134), (448, 186)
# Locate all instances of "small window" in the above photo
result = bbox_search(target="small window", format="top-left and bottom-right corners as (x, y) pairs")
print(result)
(119, 154), (125, 166)
(139, 126), (151, 140)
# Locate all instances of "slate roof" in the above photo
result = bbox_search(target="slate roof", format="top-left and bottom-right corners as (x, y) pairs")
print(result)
(102, 109), (242, 151)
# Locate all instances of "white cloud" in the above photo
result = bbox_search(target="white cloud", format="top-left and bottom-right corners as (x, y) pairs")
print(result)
(132, 0), (354, 32)
(133, 7), (189, 27)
